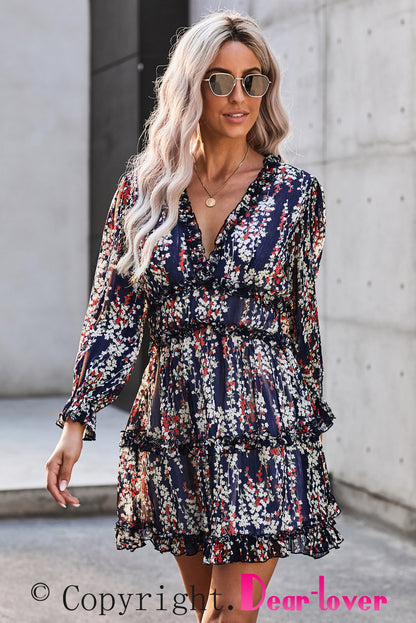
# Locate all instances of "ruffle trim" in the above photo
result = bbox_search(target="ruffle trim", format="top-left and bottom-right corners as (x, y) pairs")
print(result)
(179, 153), (282, 281)
(149, 320), (289, 349)
(311, 395), (336, 435)
(115, 502), (343, 564)
(56, 402), (96, 441)
(119, 397), (334, 455)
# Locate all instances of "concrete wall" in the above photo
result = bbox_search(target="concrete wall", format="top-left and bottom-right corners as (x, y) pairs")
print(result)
(317, 0), (415, 534)
(0, 1), (90, 395)
(191, 0), (416, 534)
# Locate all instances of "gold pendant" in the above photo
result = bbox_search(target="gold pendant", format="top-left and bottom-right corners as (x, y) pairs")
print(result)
(205, 197), (216, 207)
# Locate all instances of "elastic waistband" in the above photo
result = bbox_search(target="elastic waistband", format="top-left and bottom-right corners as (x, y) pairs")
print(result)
(149, 321), (288, 348)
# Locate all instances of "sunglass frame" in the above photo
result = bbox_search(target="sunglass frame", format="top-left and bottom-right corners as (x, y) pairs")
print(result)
(202, 72), (271, 98)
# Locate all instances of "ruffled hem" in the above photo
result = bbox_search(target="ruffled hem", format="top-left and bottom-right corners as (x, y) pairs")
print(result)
(119, 396), (334, 455)
(115, 504), (343, 565)
(116, 397), (342, 565)
(56, 403), (96, 441)
(310, 396), (335, 436)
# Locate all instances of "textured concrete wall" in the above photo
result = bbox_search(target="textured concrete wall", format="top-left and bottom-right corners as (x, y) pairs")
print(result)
(316, 0), (415, 533)
(190, 0), (416, 533)
(0, 1), (89, 395)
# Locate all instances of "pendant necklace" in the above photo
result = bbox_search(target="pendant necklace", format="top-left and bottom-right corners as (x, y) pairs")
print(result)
(193, 145), (249, 207)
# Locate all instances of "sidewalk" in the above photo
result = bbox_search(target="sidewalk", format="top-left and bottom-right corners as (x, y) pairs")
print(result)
(0, 396), (128, 517)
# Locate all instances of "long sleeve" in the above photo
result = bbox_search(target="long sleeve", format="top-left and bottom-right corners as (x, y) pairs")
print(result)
(289, 177), (334, 434)
(56, 172), (148, 440)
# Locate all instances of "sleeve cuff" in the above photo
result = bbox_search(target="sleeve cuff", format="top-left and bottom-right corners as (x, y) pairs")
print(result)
(56, 401), (97, 441)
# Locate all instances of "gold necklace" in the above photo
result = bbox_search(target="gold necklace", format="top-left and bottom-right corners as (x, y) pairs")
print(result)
(193, 145), (249, 207)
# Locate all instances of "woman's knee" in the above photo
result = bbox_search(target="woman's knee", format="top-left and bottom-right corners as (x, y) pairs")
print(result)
(202, 604), (258, 623)
(202, 557), (279, 622)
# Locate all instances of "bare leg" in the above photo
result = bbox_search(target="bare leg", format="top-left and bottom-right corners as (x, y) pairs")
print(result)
(175, 552), (279, 623)
(202, 558), (279, 622)
(175, 551), (213, 622)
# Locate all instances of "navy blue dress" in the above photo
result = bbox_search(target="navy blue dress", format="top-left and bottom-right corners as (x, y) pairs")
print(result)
(57, 154), (343, 564)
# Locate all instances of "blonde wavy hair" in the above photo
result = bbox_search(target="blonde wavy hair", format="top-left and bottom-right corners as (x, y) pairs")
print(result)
(117, 10), (289, 283)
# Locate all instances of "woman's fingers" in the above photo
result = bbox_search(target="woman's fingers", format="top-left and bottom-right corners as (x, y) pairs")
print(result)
(45, 451), (69, 507)
(46, 423), (84, 508)
(60, 488), (81, 508)
(46, 452), (82, 508)
(56, 456), (82, 508)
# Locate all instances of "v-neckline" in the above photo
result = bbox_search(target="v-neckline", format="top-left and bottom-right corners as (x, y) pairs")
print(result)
(182, 154), (277, 263)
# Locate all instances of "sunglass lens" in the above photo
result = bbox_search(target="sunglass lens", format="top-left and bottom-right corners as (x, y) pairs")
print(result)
(209, 73), (235, 95)
(244, 75), (269, 96)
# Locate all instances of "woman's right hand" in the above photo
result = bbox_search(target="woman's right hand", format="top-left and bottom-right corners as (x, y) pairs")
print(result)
(45, 419), (86, 508)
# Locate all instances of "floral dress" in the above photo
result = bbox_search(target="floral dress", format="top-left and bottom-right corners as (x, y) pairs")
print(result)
(57, 153), (343, 565)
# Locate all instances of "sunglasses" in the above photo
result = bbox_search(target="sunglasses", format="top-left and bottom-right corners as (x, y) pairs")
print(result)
(202, 72), (271, 97)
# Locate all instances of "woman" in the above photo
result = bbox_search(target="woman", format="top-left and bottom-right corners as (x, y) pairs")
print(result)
(46, 10), (342, 622)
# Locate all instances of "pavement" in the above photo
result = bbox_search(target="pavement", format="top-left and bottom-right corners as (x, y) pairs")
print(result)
(0, 396), (126, 518)
(0, 397), (415, 622)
